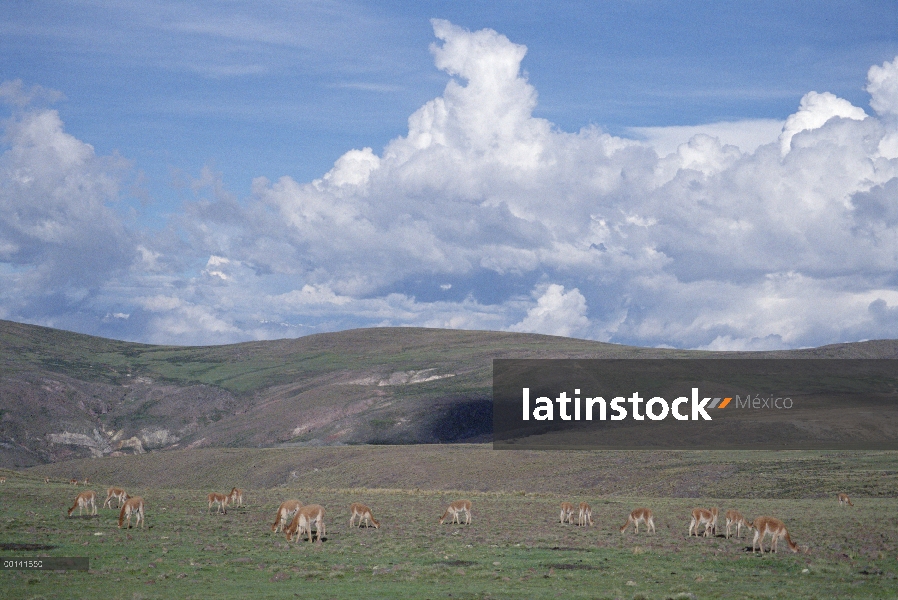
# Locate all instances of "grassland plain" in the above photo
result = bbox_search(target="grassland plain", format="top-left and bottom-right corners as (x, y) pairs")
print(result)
(0, 447), (896, 599)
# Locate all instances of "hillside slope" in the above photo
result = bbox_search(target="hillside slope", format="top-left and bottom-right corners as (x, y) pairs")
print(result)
(20, 445), (898, 500)
(3, 319), (898, 467)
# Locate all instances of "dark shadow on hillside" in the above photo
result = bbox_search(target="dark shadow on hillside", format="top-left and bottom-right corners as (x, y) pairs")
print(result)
(429, 397), (492, 443)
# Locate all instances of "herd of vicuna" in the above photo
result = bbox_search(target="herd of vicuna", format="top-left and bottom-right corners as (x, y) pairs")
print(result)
(51, 477), (857, 553)
(566, 502), (810, 554)
(66, 486), (145, 529)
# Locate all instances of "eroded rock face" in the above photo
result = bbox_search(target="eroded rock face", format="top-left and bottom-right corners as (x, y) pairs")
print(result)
(46, 432), (97, 447)
(348, 369), (456, 386)
(45, 429), (112, 457)
(115, 436), (145, 454)
(2, 372), (240, 467)
(46, 426), (182, 456)
(138, 427), (179, 450)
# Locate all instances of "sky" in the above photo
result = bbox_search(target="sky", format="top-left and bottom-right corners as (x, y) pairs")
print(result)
(1, 1), (898, 349)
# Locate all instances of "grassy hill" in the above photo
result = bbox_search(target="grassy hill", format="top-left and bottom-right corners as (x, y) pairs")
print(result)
(3, 318), (898, 468)
(4, 321), (898, 599)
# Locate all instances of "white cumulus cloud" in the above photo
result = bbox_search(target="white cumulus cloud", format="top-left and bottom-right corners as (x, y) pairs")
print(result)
(2, 21), (898, 351)
(779, 91), (867, 155)
(510, 284), (591, 338)
(867, 56), (898, 117)
(0, 105), (136, 326)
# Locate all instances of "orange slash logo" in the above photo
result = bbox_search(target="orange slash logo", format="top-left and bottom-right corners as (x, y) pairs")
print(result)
(709, 397), (732, 409)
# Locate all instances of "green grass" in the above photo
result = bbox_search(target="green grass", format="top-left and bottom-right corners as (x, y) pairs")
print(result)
(3, 447), (898, 598)
(1, 480), (896, 599)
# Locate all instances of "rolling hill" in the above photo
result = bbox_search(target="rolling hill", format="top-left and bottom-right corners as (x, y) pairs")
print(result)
(2, 318), (898, 468)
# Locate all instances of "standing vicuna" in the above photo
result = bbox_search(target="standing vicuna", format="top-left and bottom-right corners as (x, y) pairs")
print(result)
(838, 493), (854, 506)
(207, 492), (229, 514)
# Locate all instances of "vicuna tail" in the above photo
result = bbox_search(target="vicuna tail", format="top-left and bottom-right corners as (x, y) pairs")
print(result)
(785, 531), (799, 551)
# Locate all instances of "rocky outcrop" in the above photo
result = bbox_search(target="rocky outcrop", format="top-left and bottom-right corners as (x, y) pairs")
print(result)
(46, 428), (113, 458)
(49, 426), (185, 457)
(348, 369), (455, 386)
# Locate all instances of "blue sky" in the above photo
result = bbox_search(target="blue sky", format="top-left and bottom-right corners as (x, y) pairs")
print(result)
(2, 1), (898, 348)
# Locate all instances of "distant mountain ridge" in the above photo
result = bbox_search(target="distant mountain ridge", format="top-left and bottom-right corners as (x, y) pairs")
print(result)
(2, 318), (897, 468)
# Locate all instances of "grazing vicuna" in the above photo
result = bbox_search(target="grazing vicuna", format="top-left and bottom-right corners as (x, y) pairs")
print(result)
(689, 508), (715, 537)
(119, 496), (145, 529)
(559, 502), (575, 524)
(751, 516), (801, 554)
(439, 500), (472, 525)
(725, 509), (752, 539)
(709, 506), (719, 535)
(68, 491), (97, 516)
(229, 487), (245, 508)
(286, 504), (326, 543)
(349, 503), (380, 528)
(620, 508), (655, 534)
(578, 502), (594, 527)
(271, 500), (303, 534)
(103, 487), (129, 509)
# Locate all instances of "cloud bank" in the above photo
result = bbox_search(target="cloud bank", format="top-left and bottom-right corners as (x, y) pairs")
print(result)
(2, 21), (898, 349)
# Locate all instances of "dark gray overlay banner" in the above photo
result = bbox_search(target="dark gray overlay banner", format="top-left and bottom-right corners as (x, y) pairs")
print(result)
(492, 359), (898, 450)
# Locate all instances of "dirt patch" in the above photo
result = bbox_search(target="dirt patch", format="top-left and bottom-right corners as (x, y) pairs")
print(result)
(436, 560), (477, 567)
(0, 543), (56, 551)
(544, 563), (598, 570)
